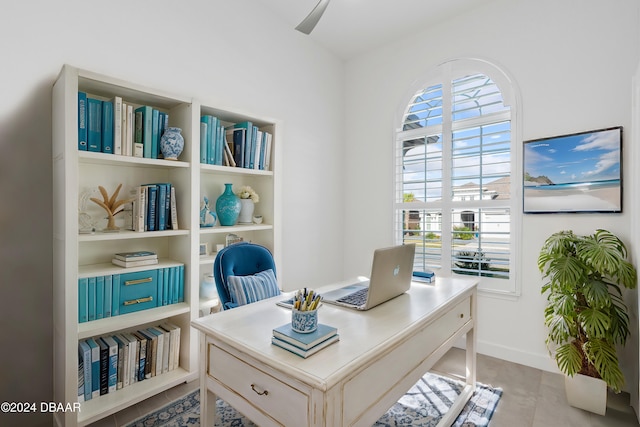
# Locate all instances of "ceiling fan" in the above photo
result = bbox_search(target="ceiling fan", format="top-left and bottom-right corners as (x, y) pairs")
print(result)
(295, 0), (331, 34)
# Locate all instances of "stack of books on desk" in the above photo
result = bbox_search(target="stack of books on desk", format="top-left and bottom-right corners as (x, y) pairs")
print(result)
(271, 323), (339, 358)
(412, 270), (435, 284)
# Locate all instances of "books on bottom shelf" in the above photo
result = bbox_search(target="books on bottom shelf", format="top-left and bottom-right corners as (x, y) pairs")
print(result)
(271, 323), (339, 358)
(78, 322), (180, 402)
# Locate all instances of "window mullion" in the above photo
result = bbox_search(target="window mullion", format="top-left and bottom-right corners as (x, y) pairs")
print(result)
(441, 68), (453, 276)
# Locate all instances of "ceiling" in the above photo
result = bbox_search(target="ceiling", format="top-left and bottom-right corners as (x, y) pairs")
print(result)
(263, 0), (484, 60)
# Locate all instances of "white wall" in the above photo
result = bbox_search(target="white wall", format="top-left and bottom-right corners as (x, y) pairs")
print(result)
(0, 1), (344, 425)
(344, 0), (639, 384)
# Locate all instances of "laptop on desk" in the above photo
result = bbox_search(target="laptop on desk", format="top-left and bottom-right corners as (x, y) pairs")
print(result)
(322, 244), (416, 311)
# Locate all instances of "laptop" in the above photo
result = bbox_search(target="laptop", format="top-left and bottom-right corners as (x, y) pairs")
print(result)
(322, 244), (416, 310)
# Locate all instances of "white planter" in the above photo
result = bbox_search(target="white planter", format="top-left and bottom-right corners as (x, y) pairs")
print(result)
(238, 199), (255, 224)
(564, 373), (607, 415)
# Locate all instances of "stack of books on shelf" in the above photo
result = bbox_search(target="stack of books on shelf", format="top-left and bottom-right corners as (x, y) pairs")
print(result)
(78, 92), (169, 159)
(200, 115), (272, 171)
(111, 251), (158, 268)
(412, 270), (435, 284)
(129, 182), (179, 232)
(77, 322), (180, 402)
(271, 323), (339, 358)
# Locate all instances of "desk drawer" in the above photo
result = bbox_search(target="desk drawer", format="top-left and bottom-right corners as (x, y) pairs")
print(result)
(208, 344), (308, 426)
(118, 270), (158, 314)
(343, 296), (471, 425)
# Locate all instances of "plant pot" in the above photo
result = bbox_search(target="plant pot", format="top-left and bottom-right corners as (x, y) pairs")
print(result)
(238, 199), (255, 224)
(564, 373), (607, 415)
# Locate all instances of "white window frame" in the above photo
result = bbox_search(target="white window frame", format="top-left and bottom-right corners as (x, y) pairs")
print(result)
(394, 58), (522, 296)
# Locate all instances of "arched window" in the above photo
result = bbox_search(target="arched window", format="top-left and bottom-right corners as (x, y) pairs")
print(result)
(395, 59), (519, 294)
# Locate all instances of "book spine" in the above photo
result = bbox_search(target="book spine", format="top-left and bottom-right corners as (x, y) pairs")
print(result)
(164, 184), (172, 230)
(200, 121), (208, 164)
(79, 341), (92, 401)
(126, 104), (134, 156)
(78, 278), (88, 323)
(104, 275), (112, 317)
(111, 96), (122, 155)
(163, 268), (169, 306)
(170, 186), (178, 230)
(157, 268), (164, 307)
(97, 338), (109, 395)
(156, 184), (167, 231)
(95, 276), (104, 320)
(112, 335), (124, 390)
(178, 264), (184, 303)
(87, 98), (102, 152)
(77, 92), (88, 150)
(151, 109), (160, 159)
(264, 132), (272, 170)
(146, 186), (157, 231)
(104, 337), (118, 392)
(86, 338), (100, 398)
(102, 100), (114, 154)
(87, 277), (96, 322)
(111, 274), (120, 316)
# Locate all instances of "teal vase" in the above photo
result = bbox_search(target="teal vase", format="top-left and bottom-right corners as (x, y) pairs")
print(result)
(216, 183), (241, 226)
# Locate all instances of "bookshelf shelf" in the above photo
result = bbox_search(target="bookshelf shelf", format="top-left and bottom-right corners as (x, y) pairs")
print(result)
(53, 64), (280, 427)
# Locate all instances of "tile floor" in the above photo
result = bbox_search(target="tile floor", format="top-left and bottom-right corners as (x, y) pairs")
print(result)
(89, 347), (639, 426)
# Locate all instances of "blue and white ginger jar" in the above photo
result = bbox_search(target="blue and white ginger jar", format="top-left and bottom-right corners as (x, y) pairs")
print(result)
(160, 127), (184, 160)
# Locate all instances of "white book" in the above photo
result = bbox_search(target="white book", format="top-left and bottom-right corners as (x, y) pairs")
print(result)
(162, 323), (180, 371)
(264, 132), (272, 170)
(121, 102), (128, 156)
(254, 130), (262, 169)
(148, 327), (164, 377)
(123, 333), (139, 385)
(111, 96), (122, 155)
(170, 186), (178, 230)
(114, 334), (130, 388)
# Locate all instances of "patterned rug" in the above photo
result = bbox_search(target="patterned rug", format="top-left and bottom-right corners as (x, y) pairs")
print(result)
(125, 372), (502, 427)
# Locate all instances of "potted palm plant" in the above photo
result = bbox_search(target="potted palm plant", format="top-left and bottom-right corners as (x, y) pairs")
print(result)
(538, 229), (637, 415)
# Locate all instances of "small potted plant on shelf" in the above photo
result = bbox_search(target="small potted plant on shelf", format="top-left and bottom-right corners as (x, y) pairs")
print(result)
(236, 186), (259, 224)
(538, 229), (637, 415)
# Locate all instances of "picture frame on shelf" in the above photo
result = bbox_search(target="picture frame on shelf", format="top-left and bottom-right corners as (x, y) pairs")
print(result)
(199, 243), (209, 256)
(523, 126), (622, 214)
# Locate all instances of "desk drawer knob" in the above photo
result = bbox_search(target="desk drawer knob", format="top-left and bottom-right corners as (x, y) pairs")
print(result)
(459, 313), (464, 319)
(251, 384), (269, 396)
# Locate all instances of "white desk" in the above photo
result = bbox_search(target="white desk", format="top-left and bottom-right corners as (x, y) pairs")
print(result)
(191, 277), (478, 427)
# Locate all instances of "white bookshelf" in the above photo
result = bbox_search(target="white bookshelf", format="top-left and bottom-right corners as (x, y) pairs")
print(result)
(52, 64), (280, 426)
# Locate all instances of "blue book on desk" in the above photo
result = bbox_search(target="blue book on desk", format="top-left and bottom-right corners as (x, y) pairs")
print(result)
(272, 323), (338, 351)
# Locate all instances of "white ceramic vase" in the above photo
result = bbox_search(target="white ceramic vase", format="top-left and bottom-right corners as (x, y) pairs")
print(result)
(238, 199), (255, 224)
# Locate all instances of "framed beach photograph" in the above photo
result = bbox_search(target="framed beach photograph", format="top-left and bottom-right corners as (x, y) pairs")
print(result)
(523, 126), (622, 213)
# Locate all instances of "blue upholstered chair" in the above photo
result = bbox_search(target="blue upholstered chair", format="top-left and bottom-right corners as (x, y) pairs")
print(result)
(213, 242), (280, 310)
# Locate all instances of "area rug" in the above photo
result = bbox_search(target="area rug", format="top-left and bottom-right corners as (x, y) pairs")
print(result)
(125, 372), (502, 427)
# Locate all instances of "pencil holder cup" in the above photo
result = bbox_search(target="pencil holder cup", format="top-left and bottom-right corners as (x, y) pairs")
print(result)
(291, 308), (318, 333)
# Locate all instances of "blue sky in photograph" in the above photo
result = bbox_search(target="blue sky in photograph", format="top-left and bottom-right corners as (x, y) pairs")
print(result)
(524, 128), (621, 185)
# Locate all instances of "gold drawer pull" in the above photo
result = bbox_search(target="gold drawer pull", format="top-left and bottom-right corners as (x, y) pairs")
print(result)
(124, 277), (153, 286)
(123, 296), (153, 306)
(251, 384), (269, 396)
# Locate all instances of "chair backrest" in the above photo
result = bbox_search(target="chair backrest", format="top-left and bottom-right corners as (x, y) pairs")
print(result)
(213, 242), (277, 310)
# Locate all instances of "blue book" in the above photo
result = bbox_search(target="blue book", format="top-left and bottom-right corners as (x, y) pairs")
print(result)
(131, 332), (147, 382)
(78, 278), (88, 323)
(259, 131), (268, 170)
(135, 106), (153, 158)
(178, 264), (184, 303)
(163, 268), (169, 306)
(87, 277), (96, 321)
(77, 92), (88, 150)
(231, 127), (246, 167)
(85, 338), (100, 398)
(156, 184), (167, 231)
(272, 323), (338, 350)
(87, 98), (102, 152)
(95, 276), (104, 320)
(102, 100), (114, 154)
(104, 275), (112, 318)
(200, 122), (208, 164)
(248, 125), (258, 168)
(146, 186), (158, 231)
(78, 341), (92, 401)
(157, 267), (164, 306)
(101, 336), (119, 392)
(167, 267), (174, 304)
(151, 109), (160, 159)
(112, 274), (120, 316)
(216, 122), (225, 166)
(234, 121), (253, 168)
(111, 335), (126, 389)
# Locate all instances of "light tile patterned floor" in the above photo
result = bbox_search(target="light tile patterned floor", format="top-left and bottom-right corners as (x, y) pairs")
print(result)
(89, 347), (639, 427)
